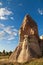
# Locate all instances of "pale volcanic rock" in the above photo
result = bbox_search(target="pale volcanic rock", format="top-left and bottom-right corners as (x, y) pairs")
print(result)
(39, 35), (43, 56)
(9, 14), (42, 63)
(40, 35), (43, 40)
(19, 14), (39, 42)
(17, 35), (32, 63)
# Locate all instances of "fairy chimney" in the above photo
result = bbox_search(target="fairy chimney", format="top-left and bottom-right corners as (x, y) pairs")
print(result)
(9, 14), (42, 63)
(19, 14), (39, 42)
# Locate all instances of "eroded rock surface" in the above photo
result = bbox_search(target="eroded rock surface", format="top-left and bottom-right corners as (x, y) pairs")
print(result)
(19, 15), (39, 42)
(9, 14), (42, 63)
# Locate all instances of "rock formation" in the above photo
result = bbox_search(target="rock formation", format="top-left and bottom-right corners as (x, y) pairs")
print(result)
(9, 14), (42, 63)
(19, 15), (39, 42)
(40, 35), (43, 40)
(39, 35), (43, 56)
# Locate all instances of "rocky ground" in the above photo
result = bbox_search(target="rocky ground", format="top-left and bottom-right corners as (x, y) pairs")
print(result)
(0, 58), (43, 65)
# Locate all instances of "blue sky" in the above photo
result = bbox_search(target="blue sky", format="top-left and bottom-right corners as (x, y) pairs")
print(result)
(0, 0), (43, 51)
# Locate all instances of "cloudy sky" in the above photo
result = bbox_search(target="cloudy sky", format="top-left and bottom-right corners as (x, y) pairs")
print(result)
(0, 0), (43, 51)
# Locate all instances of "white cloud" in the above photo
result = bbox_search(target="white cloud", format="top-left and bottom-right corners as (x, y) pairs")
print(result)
(0, 31), (5, 36)
(0, 8), (13, 20)
(38, 8), (43, 15)
(0, 23), (5, 29)
(8, 36), (15, 41)
(10, 17), (14, 20)
(0, 2), (2, 6)
(4, 26), (12, 34)
(0, 23), (18, 41)
(4, 26), (18, 36)
(0, 31), (5, 40)
(18, 3), (23, 6)
(0, 16), (7, 20)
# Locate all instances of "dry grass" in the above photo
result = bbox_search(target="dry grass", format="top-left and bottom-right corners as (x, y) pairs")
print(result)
(0, 57), (43, 65)
(0, 56), (9, 59)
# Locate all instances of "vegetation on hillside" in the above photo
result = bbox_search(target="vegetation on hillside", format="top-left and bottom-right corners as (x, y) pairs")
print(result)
(0, 50), (12, 56)
(0, 50), (12, 59)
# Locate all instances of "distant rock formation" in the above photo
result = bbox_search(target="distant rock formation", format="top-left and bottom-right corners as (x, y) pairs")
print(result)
(40, 35), (43, 40)
(9, 14), (42, 63)
(39, 35), (43, 56)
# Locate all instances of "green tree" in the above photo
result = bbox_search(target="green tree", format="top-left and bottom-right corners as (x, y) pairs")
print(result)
(3, 50), (5, 56)
(9, 51), (12, 56)
(0, 51), (2, 56)
(5, 52), (9, 56)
